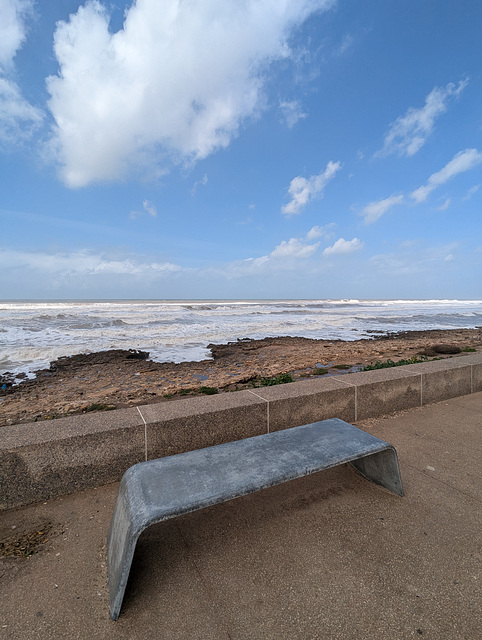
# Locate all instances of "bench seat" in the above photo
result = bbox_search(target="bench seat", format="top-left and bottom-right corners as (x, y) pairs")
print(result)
(107, 418), (403, 620)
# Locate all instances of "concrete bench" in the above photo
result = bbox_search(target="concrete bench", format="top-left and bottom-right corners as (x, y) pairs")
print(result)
(107, 418), (403, 620)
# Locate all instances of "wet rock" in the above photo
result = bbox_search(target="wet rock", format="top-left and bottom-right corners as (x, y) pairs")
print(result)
(421, 344), (462, 356)
(125, 349), (149, 360)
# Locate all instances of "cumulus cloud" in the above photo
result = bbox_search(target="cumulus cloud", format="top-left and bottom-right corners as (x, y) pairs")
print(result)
(279, 99), (307, 128)
(322, 237), (363, 256)
(361, 194), (404, 224)
(0, 0), (43, 144)
(0, 0), (32, 68)
(411, 148), (482, 204)
(377, 79), (468, 157)
(282, 160), (341, 216)
(224, 230), (323, 278)
(270, 237), (320, 259)
(305, 223), (333, 240)
(46, 0), (335, 187)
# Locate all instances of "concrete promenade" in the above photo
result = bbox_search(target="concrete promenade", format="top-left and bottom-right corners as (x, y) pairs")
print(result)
(1, 392), (481, 639)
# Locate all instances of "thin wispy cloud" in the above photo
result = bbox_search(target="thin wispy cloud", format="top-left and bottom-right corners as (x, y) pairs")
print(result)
(191, 174), (208, 196)
(46, 0), (335, 187)
(334, 33), (355, 57)
(411, 148), (482, 204)
(282, 161), (341, 217)
(377, 79), (468, 158)
(370, 243), (458, 276)
(130, 199), (158, 219)
(0, 248), (183, 277)
(279, 99), (307, 128)
(361, 194), (404, 224)
(463, 184), (480, 201)
(437, 198), (451, 211)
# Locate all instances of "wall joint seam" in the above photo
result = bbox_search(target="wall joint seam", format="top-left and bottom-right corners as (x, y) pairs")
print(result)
(247, 390), (270, 433)
(136, 406), (148, 461)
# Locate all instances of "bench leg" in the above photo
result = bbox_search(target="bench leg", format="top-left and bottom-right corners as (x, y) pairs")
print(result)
(350, 447), (404, 497)
(107, 484), (144, 621)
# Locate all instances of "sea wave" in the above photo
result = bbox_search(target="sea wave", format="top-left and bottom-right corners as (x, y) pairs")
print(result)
(1, 299), (481, 378)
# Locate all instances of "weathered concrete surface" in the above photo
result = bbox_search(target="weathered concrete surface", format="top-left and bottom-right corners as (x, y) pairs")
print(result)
(107, 419), (403, 620)
(140, 390), (267, 460)
(0, 408), (145, 510)
(250, 376), (356, 429)
(1, 392), (481, 639)
(2, 353), (482, 510)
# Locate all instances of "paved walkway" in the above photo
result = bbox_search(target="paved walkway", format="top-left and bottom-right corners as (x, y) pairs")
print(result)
(1, 393), (481, 639)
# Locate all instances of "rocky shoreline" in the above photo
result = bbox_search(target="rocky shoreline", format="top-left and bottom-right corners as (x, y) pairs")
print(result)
(1, 328), (480, 427)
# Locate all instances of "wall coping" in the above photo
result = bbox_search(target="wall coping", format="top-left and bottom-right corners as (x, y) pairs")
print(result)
(2, 352), (481, 510)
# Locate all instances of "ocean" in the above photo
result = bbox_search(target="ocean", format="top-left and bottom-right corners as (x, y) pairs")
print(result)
(1, 299), (481, 380)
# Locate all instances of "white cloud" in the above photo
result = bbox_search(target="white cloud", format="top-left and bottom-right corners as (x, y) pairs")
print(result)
(437, 198), (451, 211)
(279, 99), (307, 128)
(0, 0), (32, 69)
(46, 0), (335, 187)
(411, 148), (482, 203)
(0, 76), (43, 143)
(0, 247), (184, 278)
(322, 237), (363, 256)
(0, 247), (192, 297)
(0, 0), (43, 144)
(399, 239), (418, 248)
(130, 199), (158, 219)
(463, 184), (480, 201)
(270, 237), (320, 259)
(305, 223), (333, 240)
(142, 200), (157, 218)
(282, 160), (341, 216)
(377, 79), (468, 157)
(334, 33), (355, 57)
(361, 194), (404, 224)
(191, 173), (208, 196)
(410, 184), (432, 205)
(223, 231), (323, 278)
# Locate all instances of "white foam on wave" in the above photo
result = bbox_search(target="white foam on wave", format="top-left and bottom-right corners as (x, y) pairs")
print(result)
(1, 299), (481, 378)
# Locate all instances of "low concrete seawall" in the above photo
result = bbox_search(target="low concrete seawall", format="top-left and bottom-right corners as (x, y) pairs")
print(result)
(2, 352), (481, 510)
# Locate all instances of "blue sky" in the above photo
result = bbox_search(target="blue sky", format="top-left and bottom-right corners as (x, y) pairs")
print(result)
(1, 0), (481, 300)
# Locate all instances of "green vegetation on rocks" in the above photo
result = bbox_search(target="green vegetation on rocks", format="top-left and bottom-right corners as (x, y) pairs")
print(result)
(362, 355), (429, 371)
(259, 373), (294, 386)
(198, 386), (219, 395)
